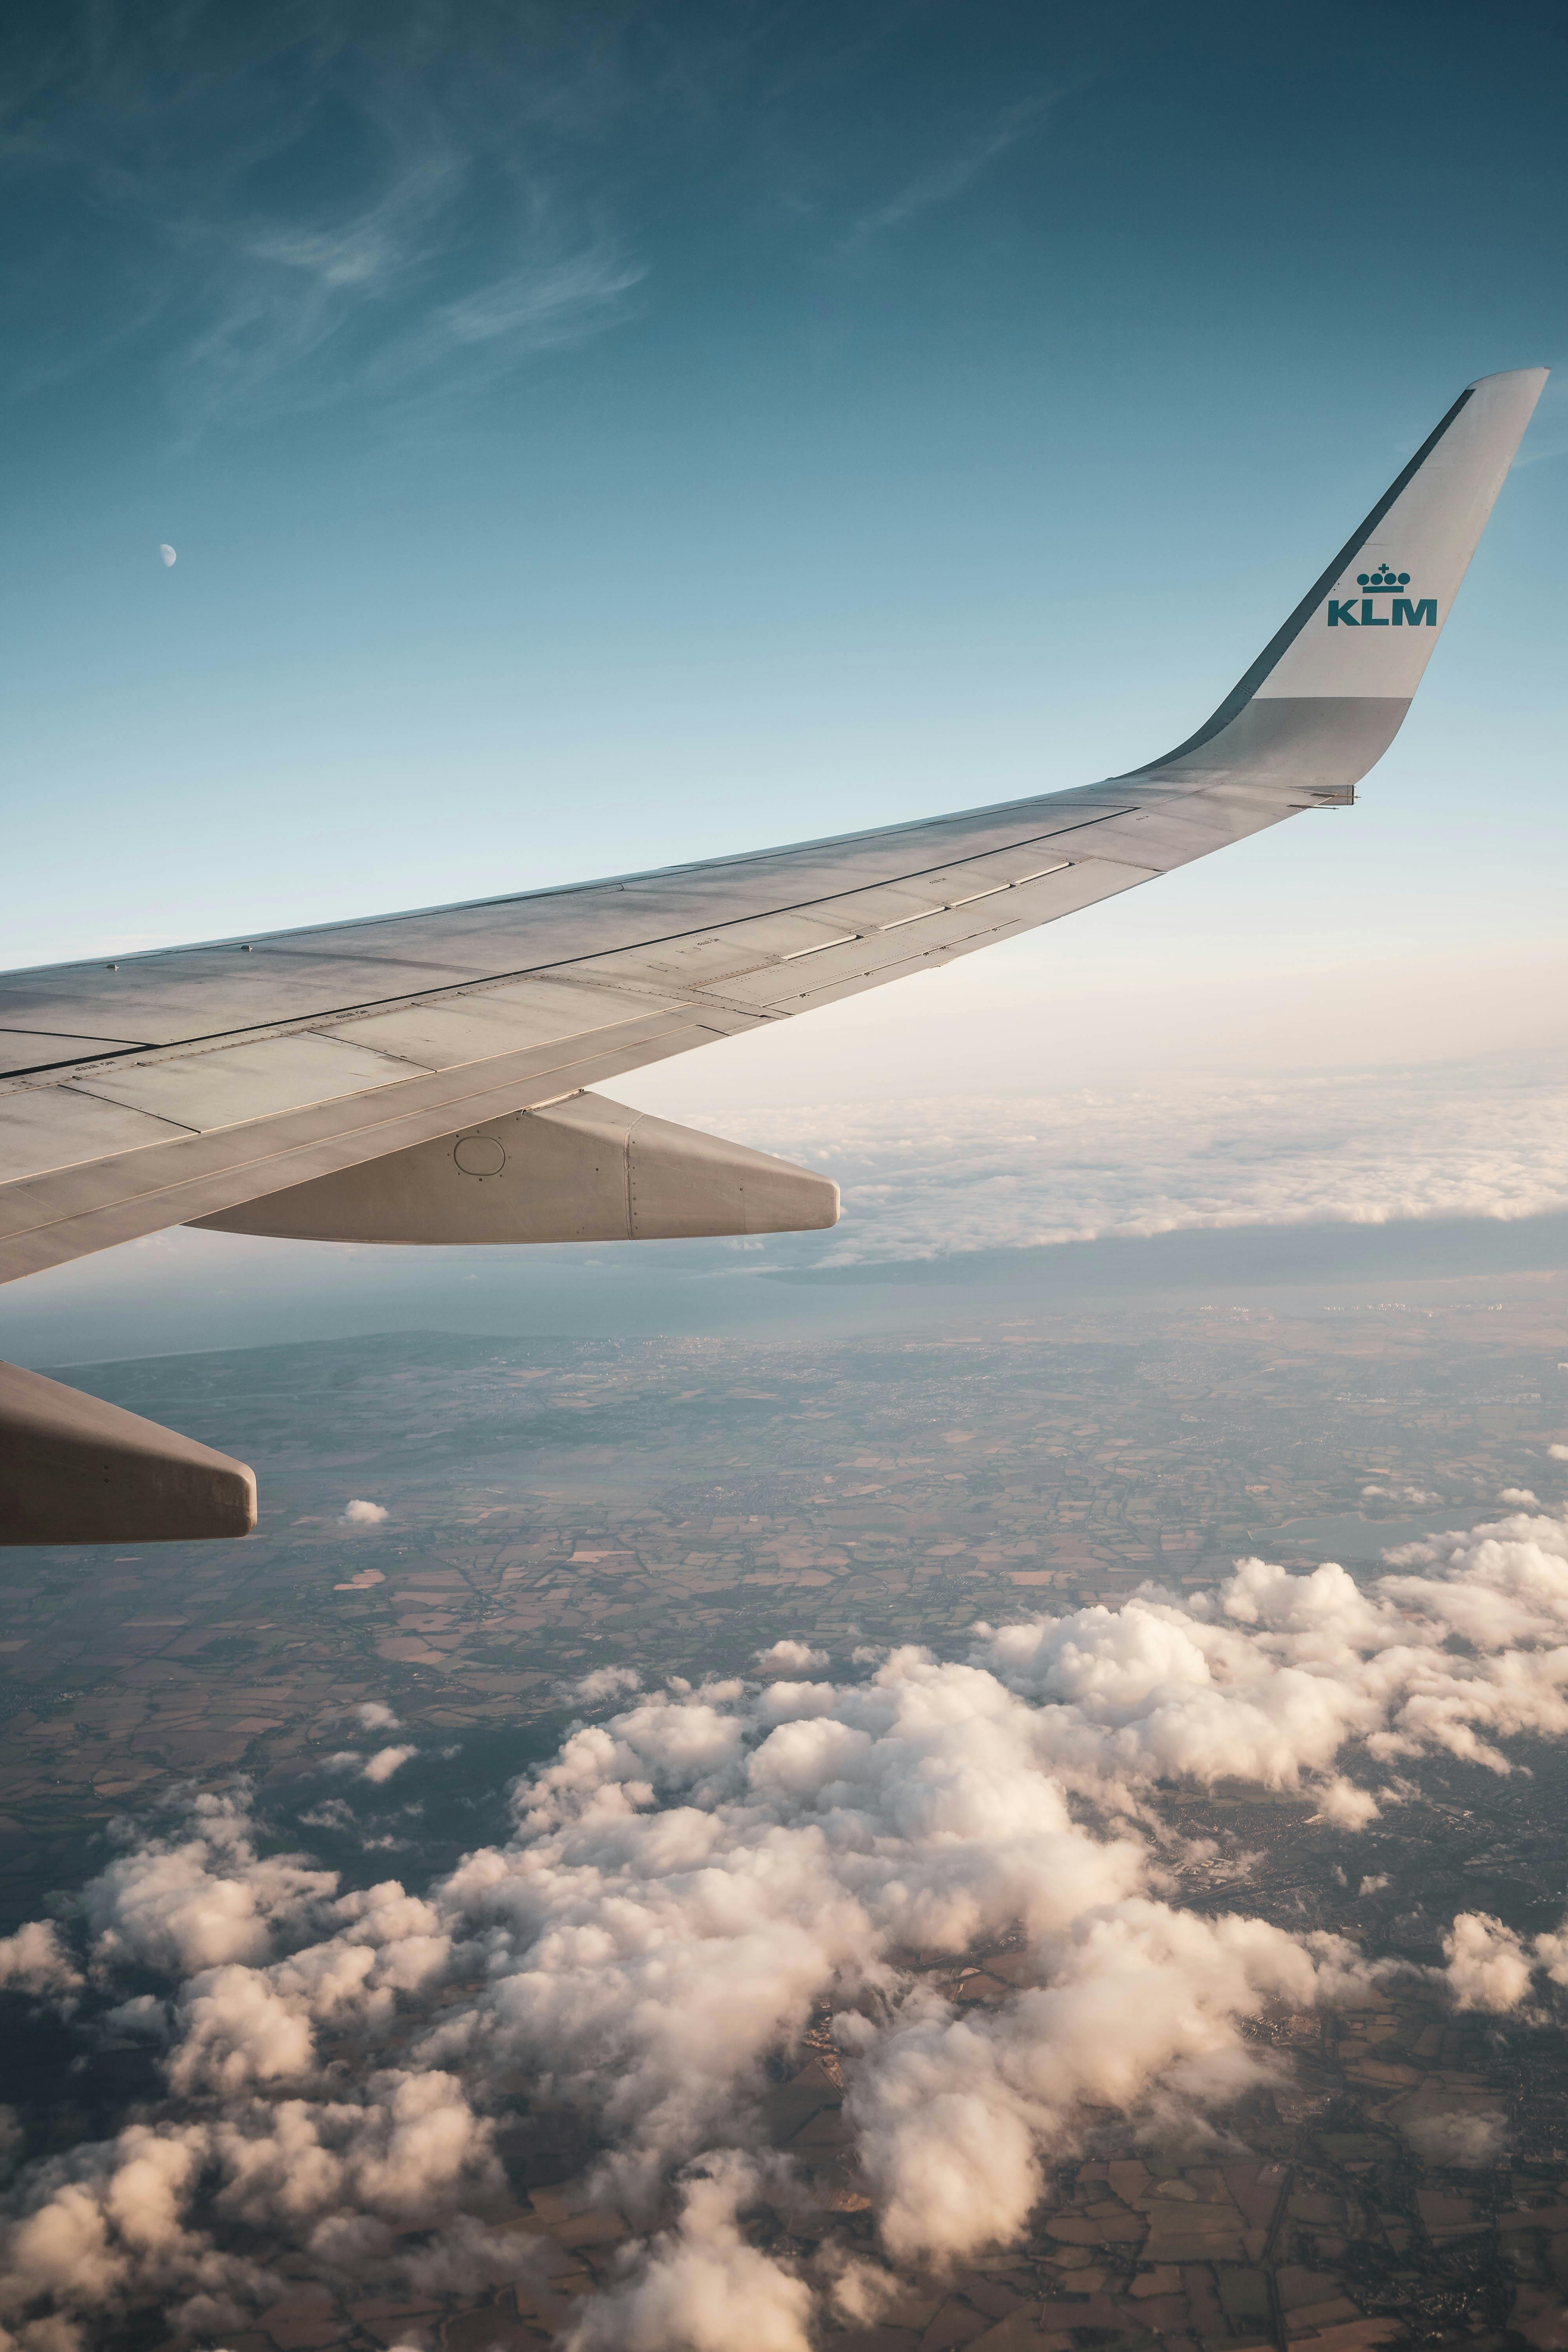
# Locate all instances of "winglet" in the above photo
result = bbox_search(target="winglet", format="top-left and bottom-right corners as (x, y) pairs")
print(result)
(1135, 367), (1548, 791)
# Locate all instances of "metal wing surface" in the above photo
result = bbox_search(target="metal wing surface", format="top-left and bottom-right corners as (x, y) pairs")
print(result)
(0, 367), (1546, 1292)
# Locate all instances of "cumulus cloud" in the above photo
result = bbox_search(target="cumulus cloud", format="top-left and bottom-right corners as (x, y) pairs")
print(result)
(343, 1499), (388, 1526)
(563, 2154), (811, 2352)
(168, 1963), (315, 2095)
(1442, 1913), (1535, 2014)
(1549, 1443), (1568, 1463)
(10, 1512), (1568, 2347)
(80, 1792), (335, 1976)
(325, 1744), (419, 1782)
(754, 1640), (829, 1672)
(0, 1919), (82, 1998)
(575, 1663), (642, 1705)
(1438, 1907), (1568, 2020)
(1405, 2108), (1507, 2167)
(352, 1702), (401, 1732)
(976, 1506), (1568, 1790)
(1311, 1777), (1381, 1830)
(846, 1905), (1363, 2265)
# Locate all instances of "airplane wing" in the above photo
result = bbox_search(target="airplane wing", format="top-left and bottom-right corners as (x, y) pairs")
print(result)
(0, 366), (1546, 1541)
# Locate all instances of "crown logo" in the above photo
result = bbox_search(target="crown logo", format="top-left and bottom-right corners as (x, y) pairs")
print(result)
(1356, 563), (1410, 592)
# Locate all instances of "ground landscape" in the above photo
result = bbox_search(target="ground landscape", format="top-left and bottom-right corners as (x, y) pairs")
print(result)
(4, 1266), (1568, 2352)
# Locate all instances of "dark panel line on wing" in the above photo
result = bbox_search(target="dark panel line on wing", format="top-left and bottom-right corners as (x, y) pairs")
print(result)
(0, 812), (1138, 1069)
(0, 798), (1142, 982)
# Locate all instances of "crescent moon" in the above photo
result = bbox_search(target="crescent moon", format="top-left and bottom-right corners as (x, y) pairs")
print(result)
(159, 544), (177, 567)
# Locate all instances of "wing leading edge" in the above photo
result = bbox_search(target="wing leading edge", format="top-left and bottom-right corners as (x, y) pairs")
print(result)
(0, 368), (1546, 1539)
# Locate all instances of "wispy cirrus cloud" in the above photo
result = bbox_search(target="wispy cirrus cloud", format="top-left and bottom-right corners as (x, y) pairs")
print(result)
(0, 1), (648, 432)
(842, 88), (1060, 248)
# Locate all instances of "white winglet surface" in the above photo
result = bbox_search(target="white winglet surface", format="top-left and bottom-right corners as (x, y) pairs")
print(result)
(1259, 368), (1548, 702)
(1134, 367), (1546, 791)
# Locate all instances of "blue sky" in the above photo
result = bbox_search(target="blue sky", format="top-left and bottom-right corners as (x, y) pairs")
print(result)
(1, 0), (1565, 1357)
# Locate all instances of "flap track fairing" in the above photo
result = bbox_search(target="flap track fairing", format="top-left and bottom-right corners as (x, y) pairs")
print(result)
(190, 1091), (840, 1245)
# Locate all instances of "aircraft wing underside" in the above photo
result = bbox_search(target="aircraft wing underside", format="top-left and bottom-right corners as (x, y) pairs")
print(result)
(0, 773), (1297, 1282)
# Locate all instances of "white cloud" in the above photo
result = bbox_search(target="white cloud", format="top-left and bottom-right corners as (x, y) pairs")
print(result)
(343, 1499), (388, 1526)
(169, 1963), (315, 2095)
(1311, 1778), (1381, 1830)
(353, 1702), (401, 1732)
(563, 2155), (811, 2352)
(843, 1905), (1363, 2265)
(82, 1792), (334, 1976)
(754, 1640), (829, 1672)
(1549, 1443), (1568, 1463)
(11, 1510), (1568, 2345)
(0, 1919), (82, 1998)
(325, 1742), (419, 1782)
(575, 1664), (642, 1705)
(1500, 1487), (1539, 1508)
(1405, 2109), (1506, 2166)
(1442, 1913), (1535, 2014)
(976, 1508), (1568, 1790)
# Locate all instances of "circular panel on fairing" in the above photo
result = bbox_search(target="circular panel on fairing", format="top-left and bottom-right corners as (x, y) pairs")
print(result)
(453, 1134), (506, 1178)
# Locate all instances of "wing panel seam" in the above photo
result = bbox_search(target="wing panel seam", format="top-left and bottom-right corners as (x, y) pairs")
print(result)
(0, 813), (1147, 1075)
(0, 1018), (733, 1251)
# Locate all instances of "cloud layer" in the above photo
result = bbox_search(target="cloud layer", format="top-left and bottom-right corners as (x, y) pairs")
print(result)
(5, 1506), (1568, 2350)
(643, 1055), (1568, 1265)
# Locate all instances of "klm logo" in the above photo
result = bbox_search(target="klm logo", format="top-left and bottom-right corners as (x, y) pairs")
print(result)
(1328, 563), (1437, 627)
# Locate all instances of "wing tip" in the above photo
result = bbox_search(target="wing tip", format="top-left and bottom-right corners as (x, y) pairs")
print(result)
(1464, 363), (1550, 396)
